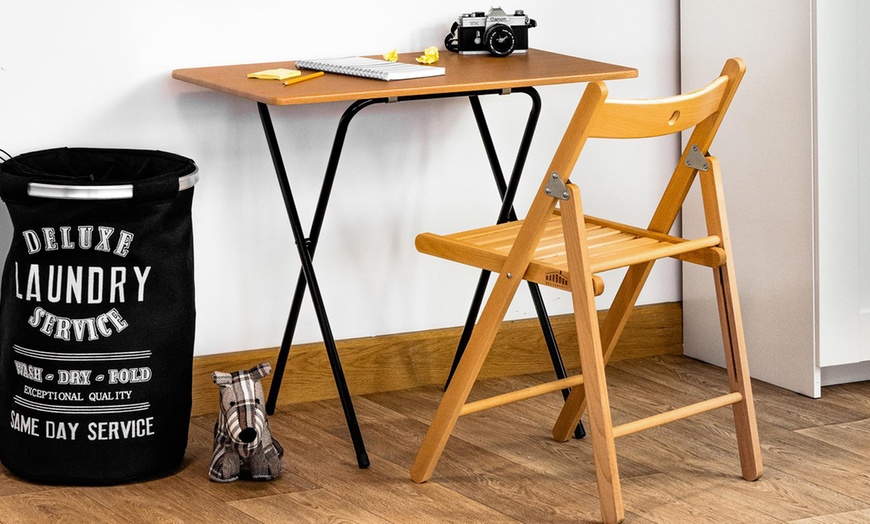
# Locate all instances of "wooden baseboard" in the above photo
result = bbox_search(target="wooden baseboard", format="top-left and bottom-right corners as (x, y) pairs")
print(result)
(191, 301), (682, 416)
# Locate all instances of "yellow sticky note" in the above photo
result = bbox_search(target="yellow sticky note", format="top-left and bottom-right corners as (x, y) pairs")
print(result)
(247, 68), (302, 80)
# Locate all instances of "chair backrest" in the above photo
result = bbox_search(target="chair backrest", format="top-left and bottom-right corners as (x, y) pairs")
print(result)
(538, 58), (746, 234)
(587, 76), (730, 139)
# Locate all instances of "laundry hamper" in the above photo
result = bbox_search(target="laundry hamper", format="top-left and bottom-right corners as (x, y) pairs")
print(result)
(0, 148), (198, 484)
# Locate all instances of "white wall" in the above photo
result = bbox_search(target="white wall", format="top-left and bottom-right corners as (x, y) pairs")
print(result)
(0, 1), (680, 356)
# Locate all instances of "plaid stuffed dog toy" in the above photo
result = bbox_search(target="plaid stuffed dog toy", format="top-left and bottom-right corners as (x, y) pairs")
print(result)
(209, 362), (284, 482)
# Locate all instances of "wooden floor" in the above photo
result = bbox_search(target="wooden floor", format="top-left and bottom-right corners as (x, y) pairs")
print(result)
(1, 355), (869, 523)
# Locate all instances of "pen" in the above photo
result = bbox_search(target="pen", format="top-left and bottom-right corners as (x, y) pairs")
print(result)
(283, 71), (324, 86)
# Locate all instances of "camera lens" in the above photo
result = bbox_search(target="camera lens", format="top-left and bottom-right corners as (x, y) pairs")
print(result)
(484, 24), (516, 57)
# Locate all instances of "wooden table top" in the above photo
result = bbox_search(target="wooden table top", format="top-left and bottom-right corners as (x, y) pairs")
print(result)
(172, 49), (637, 106)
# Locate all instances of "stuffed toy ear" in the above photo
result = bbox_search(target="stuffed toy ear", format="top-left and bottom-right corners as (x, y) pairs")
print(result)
(248, 362), (272, 381)
(212, 371), (233, 386)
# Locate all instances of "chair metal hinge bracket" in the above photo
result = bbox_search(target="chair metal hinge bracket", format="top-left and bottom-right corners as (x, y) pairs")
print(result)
(544, 172), (570, 200)
(500, 88), (512, 95)
(685, 144), (710, 171)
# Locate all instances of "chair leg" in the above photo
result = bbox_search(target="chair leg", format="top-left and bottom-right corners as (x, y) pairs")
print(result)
(552, 261), (653, 442)
(699, 156), (764, 480)
(699, 158), (763, 481)
(412, 179), (567, 483)
(410, 268), (526, 484)
(713, 265), (764, 481)
(562, 184), (624, 523)
(570, 288), (624, 524)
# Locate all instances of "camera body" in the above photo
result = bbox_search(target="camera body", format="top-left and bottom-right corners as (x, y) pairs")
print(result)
(446, 7), (536, 57)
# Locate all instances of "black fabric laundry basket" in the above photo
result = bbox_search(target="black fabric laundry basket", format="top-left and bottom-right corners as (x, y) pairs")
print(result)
(0, 148), (198, 484)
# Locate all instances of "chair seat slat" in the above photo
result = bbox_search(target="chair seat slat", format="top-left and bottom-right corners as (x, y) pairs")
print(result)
(416, 210), (724, 294)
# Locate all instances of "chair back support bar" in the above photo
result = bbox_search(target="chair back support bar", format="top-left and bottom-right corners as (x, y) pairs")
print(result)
(649, 58), (746, 235)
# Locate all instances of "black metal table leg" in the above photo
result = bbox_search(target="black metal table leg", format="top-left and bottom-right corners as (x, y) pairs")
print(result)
(258, 102), (370, 469)
(266, 99), (381, 418)
(260, 87), (586, 469)
(267, 90), (522, 421)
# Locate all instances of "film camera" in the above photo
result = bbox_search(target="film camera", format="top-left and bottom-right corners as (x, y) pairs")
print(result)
(444, 7), (536, 57)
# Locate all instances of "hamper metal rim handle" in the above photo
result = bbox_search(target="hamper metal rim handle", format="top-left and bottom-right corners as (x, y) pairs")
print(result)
(26, 172), (199, 200)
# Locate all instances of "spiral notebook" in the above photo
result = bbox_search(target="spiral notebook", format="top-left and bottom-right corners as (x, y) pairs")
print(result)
(295, 56), (445, 81)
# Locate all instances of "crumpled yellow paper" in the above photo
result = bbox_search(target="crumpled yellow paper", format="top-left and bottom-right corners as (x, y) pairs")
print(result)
(416, 46), (440, 64)
(383, 49), (399, 62)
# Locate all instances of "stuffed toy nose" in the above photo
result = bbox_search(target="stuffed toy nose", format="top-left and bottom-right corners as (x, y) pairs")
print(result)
(239, 428), (258, 443)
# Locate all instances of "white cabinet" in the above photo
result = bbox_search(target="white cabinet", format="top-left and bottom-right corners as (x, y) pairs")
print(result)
(680, 0), (870, 397)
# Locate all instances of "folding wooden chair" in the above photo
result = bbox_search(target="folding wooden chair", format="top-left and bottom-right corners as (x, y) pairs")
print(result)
(409, 58), (763, 524)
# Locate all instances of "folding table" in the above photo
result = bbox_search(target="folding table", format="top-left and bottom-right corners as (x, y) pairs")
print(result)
(172, 49), (637, 469)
